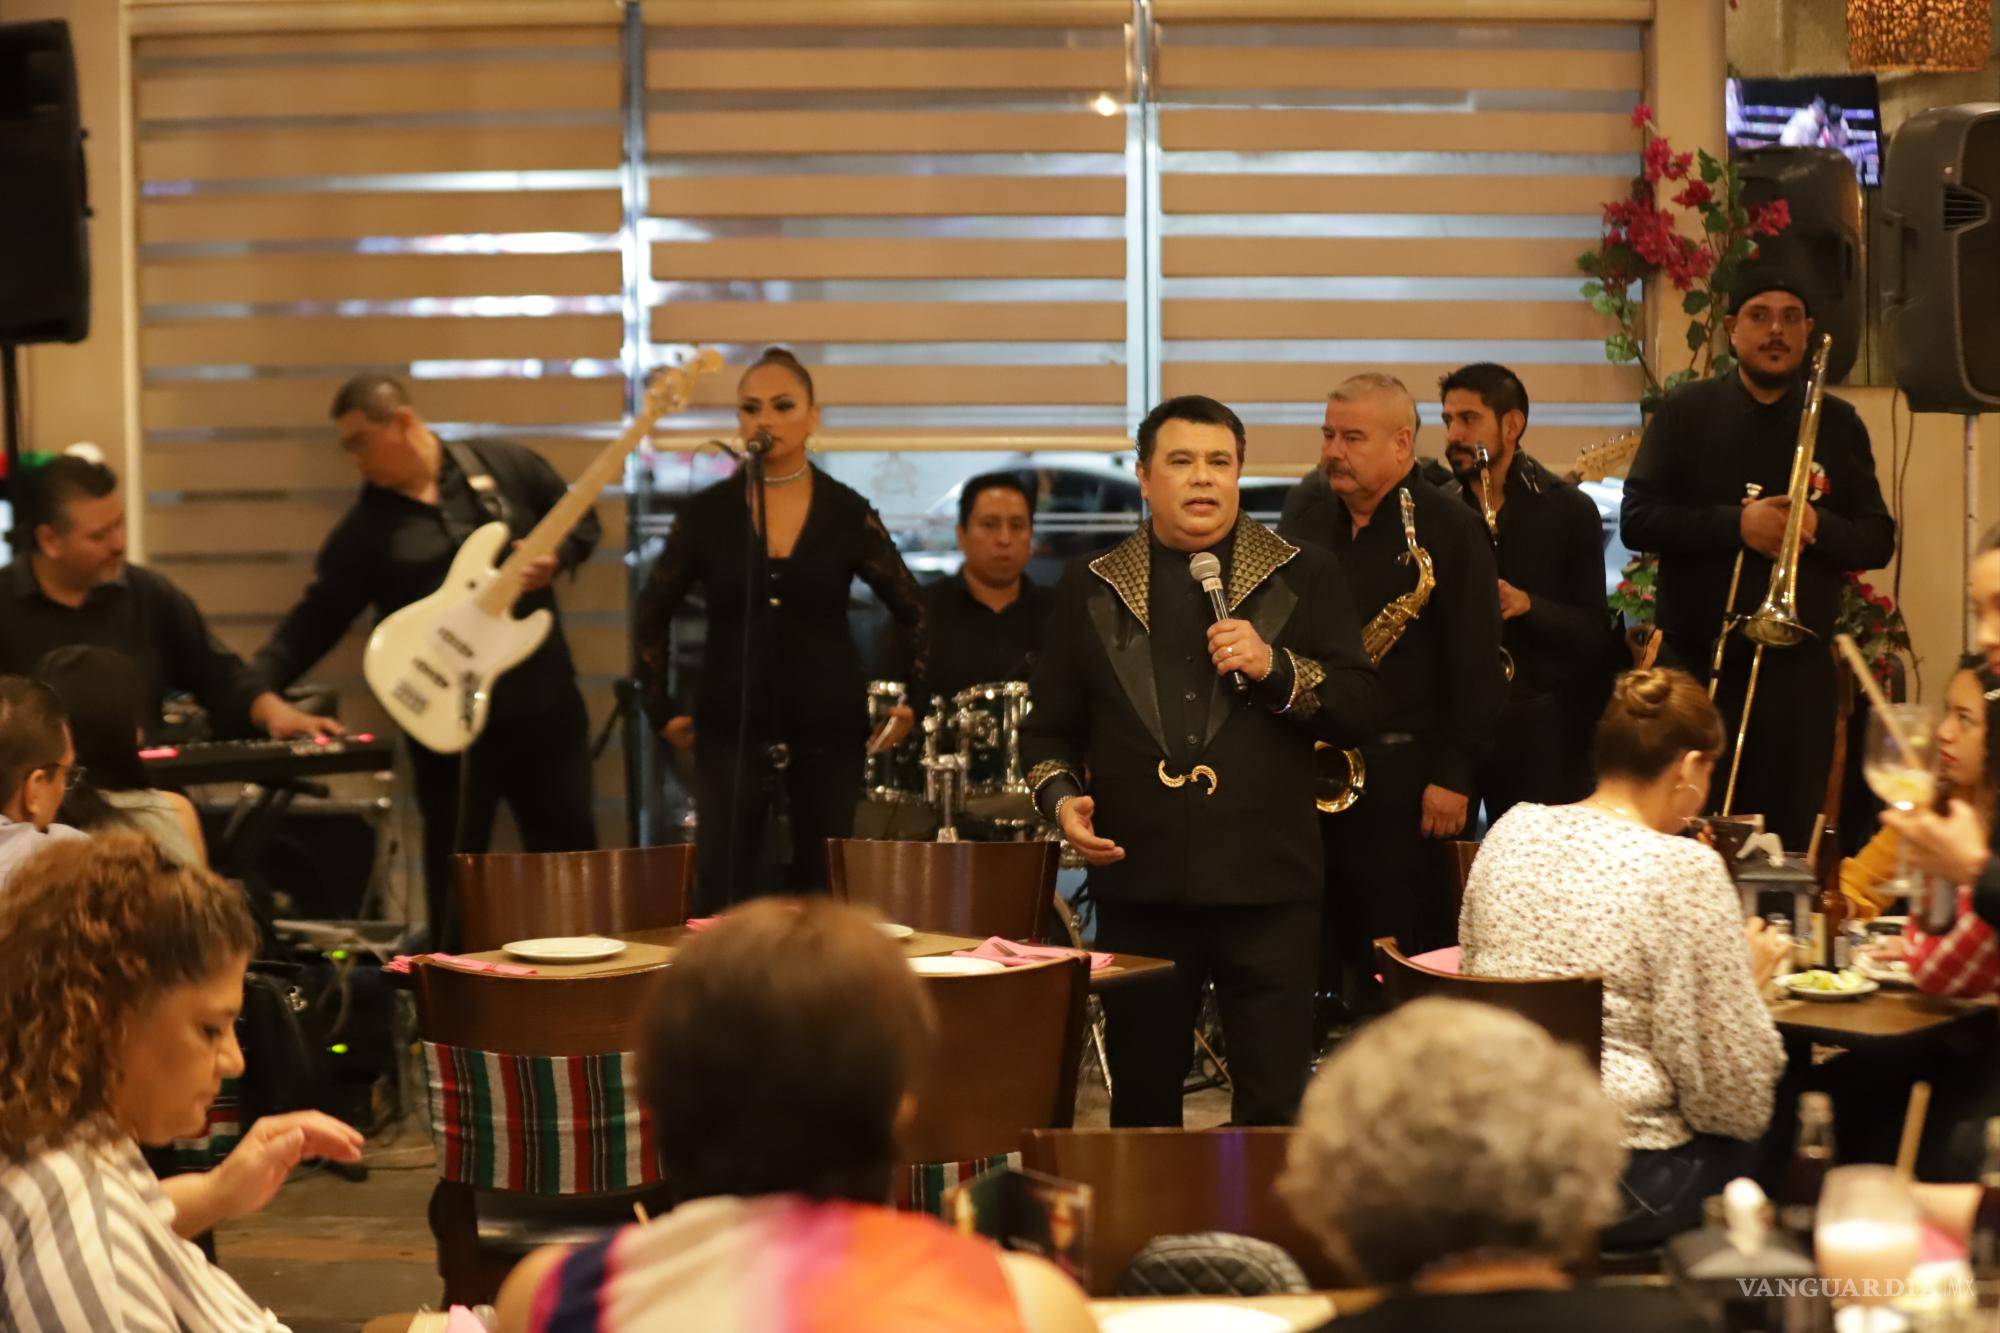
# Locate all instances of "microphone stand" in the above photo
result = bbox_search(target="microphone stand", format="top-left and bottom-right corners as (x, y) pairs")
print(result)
(728, 429), (775, 904)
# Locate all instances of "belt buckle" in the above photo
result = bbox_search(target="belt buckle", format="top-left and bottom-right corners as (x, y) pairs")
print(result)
(1156, 760), (1218, 796)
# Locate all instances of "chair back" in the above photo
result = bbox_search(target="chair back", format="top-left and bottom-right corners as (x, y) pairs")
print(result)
(414, 962), (659, 1058)
(1020, 1128), (1341, 1296)
(1446, 838), (1480, 923)
(901, 956), (1087, 1165)
(1374, 936), (1603, 1070)
(826, 838), (1057, 941)
(453, 845), (695, 953)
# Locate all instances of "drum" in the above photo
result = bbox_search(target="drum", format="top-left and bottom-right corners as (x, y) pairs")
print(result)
(864, 680), (924, 803)
(952, 680), (1036, 830)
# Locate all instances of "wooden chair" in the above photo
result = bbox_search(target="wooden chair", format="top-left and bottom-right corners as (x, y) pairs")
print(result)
(1020, 1128), (1342, 1296)
(1373, 936), (1603, 1071)
(452, 845), (695, 953)
(902, 956), (1089, 1169)
(825, 837), (1058, 942)
(414, 962), (672, 1306)
(1446, 838), (1480, 924)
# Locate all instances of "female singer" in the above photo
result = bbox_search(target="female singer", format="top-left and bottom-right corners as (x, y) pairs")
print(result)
(636, 347), (927, 912)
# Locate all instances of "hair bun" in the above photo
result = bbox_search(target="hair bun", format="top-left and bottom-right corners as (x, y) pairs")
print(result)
(1612, 668), (1675, 719)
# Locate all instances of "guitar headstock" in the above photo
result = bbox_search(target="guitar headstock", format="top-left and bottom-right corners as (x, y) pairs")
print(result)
(640, 347), (725, 422)
(1565, 429), (1643, 485)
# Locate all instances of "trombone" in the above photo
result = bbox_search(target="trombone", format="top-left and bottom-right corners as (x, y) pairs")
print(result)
(1706, 482), (1764, 701)
(1718, 334), (1832, 815)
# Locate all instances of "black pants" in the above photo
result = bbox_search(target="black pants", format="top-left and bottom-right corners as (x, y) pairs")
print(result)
(693, 737), (863, 915)
(1320, 738), (1451, 1003)
(406, 686), (597, 951)
(1093, 899), (1318, 1128)
(1667, 633), (1837, 848)
(1479, 693), (1591, 828)
(1605, 1133), (1759, 1250)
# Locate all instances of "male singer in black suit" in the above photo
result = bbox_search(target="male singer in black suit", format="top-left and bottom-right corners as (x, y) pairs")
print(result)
(1024, 395), (1381, 1127)
(1439, 362), (1617, 821)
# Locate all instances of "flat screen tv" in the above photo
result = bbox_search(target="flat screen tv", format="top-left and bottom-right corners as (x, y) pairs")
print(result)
(1727, 74), (1883, 187)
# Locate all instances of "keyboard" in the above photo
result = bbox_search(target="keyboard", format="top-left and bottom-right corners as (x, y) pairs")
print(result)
(139, 734), (394, 787)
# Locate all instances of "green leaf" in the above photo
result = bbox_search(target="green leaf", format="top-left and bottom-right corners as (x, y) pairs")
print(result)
(1664, 368), (1696, 392)
(1686, 322), (1708, 352)
(1606, 333), (1641, 364)
(1590, 291), (1618, 316)
(1732, 206), (1749, 228)
(1581, 279), (1604, 298)
(1683, 290), (1711, 315)
(1700, 153), (1723, 184)
(1712, 352), (1739, 378)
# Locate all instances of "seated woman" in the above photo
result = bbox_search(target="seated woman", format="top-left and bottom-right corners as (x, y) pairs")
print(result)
(1459, 668), (1789, 1248)
(495, 898), (1094, 1333)
(0, 675), (87, 889)
(0, 833), (362, 1331)
(1281, 998), (1709, 1332)
(36, 645), (207, 867)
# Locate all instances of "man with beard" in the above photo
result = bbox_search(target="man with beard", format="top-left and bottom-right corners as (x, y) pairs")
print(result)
(1440, 363), (1616, 821)
(1621, 271), (1894, 846)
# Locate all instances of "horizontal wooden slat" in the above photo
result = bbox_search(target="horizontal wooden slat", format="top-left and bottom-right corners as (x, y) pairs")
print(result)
(648, 110), (1124, 155)
(1243, 423), (1631, 472)
(1161, 173), (1626, 215)
(1161, 108), (1639, 154)
(130, 6), (617, 39)
(648, 175), (1123, 218)
(141, 125), (620, 182)
(141, 191), (622, 245)
(641, 0), (1131, 24)
(1163, 236), (1597, 278)
(139, 61), (617, 120)
(1157, 46), (1642, 93)
(645, 47), (1123, 92)
(655, 237), (1122, 281)
(137, 27), (615, 57)
(651, 301), (1125, 343)
(143, 314), (620, 368)
(1161, 298), (1612, 341)
(143, 377), (623, 430)
(146, 498), (627, 555)
(1163, 362), (1645, 404)
(170, 556), (629, 616)
(142, 253), (621, 305)
(148, 437), (635, 491)
(650, 429), (1130, 453)
(685, 363), (1125, 406)
(1154, 0), (1651, 17)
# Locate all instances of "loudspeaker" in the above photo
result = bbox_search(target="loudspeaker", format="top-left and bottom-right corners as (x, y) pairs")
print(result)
(1736, 147), (1865, 384)
(1883, 103), (2000, 413)
(0, 20), (89, 345)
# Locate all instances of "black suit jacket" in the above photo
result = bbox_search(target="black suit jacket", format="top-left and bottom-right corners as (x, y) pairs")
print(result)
(1023, 516), (1381, 907)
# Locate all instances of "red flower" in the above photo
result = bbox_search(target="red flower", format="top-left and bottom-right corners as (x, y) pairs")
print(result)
(1630, 103), (1655, 129)
(1752, 199), (1791, 237)
(1672, 179), (1713, 208)
(1642, 136), (1674, 182)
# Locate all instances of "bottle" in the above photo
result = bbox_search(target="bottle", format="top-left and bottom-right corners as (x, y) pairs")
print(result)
(1779, 1092), (1835, 1244)
(1973, 1118), (2000, 1276)
(1815, 828), (1849, 971)
(1921, 873), (1959, 937)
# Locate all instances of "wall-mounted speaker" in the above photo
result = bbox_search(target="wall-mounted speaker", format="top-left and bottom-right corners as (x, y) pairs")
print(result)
(1882, 103), (2000, 413)
(0, 20), (90, 346)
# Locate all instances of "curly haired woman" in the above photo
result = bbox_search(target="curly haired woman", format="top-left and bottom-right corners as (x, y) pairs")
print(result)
(0, 833), (362, 1332)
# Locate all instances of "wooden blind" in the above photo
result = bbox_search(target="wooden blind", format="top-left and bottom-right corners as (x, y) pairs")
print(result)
(133, 24), (630, 838)
(1154, 19), (1643, 473)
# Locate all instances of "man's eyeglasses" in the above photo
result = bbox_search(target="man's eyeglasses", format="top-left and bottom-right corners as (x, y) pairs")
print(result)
(37, 762), (87, 793)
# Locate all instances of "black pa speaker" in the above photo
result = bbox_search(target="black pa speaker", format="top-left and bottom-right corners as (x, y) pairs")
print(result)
(1883, 103), (2000, 413)
(0, 20), (89, 345)
(1736, 147), (1865, 384)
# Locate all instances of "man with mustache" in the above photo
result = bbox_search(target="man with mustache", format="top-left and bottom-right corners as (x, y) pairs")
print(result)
(1622, 269), (1894, 846)
(1440, 363), (1617, 821)
(1280, 373), (1504, 1018)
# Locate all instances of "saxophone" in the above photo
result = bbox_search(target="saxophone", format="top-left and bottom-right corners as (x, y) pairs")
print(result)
(1317, 486), (1434, 814)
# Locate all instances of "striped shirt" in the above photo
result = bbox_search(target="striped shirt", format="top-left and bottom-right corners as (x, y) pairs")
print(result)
(0, 1135), (286, 1332)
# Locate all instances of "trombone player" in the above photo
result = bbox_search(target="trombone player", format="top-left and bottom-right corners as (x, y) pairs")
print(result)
(1621, 270), (1894, 846)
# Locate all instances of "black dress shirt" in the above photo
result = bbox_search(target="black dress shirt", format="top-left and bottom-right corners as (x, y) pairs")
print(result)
(0, 560), (265, 739)
(252, 437), (598, 723)
(1453, 451), (1616, 701)
(903, 573), (1054, 707)
(1620, 372), (1895, 644)
(1280, 464), (1505, 796)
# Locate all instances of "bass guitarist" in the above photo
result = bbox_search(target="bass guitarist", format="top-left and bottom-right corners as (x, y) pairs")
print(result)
(252, 374), (599, 949)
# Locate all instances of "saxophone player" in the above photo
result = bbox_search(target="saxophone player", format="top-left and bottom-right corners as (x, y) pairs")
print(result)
(1280, 373), (1505, 1014)
(1023, 395), (1380, 1127)
(1621, 270), (1894, 847)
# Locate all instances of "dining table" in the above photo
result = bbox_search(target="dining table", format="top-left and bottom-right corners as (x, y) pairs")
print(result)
(433, 924), (1176, 993)
(1766, 985), (1997, 1048)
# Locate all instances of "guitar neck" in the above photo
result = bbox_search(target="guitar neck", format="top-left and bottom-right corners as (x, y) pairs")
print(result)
(475, 420), (648, 616)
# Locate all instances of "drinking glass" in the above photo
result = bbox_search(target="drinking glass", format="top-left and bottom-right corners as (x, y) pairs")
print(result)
(1861, 703), (1938, 899)
(1815, 1164), (1920, 1329)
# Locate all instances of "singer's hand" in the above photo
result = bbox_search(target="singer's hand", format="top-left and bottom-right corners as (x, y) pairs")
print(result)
(1206, 620), (1273, 682)
(1057, 795), (1124, 866)
(1882, 800), (1990, 888)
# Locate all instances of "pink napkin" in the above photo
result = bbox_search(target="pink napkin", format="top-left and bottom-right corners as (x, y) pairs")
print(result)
(386, 952), (539, 977)
(683, 916), (719, 933)
(952, 937), (1113, 971)
(1920, 1218), (1966, 1265)
(1409, 946), (1462, 974)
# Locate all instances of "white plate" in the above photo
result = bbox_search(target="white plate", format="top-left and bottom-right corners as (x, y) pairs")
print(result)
(909, 955), (1005, 976)
(1097, 1308), (1294, 1333)
(1777, 970), (1880, 1002)
(500, 936), (628, 963)
(876, 922), (915, 940)
(1854, 953), (1916, 988)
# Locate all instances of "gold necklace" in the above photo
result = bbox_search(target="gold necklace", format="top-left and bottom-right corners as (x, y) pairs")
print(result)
(765, 459), (809, 486)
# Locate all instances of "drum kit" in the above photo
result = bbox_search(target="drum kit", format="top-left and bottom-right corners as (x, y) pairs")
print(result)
(864, 678), (1049, 844)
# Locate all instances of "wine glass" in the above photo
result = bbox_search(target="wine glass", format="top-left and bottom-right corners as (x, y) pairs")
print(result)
(1816, 1164), (1920, 1329)
(1861, 703), (1938, 899)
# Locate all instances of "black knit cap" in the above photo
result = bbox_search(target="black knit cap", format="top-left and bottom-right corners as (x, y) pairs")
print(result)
(1728, 265), (1815, 317)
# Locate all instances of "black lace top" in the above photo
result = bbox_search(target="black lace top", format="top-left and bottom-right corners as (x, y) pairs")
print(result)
(635, 466), (927, 746)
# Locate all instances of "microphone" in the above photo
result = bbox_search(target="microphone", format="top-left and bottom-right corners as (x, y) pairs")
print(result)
(1189, 551), (1250, 696)
(746, 427), (775, 457)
